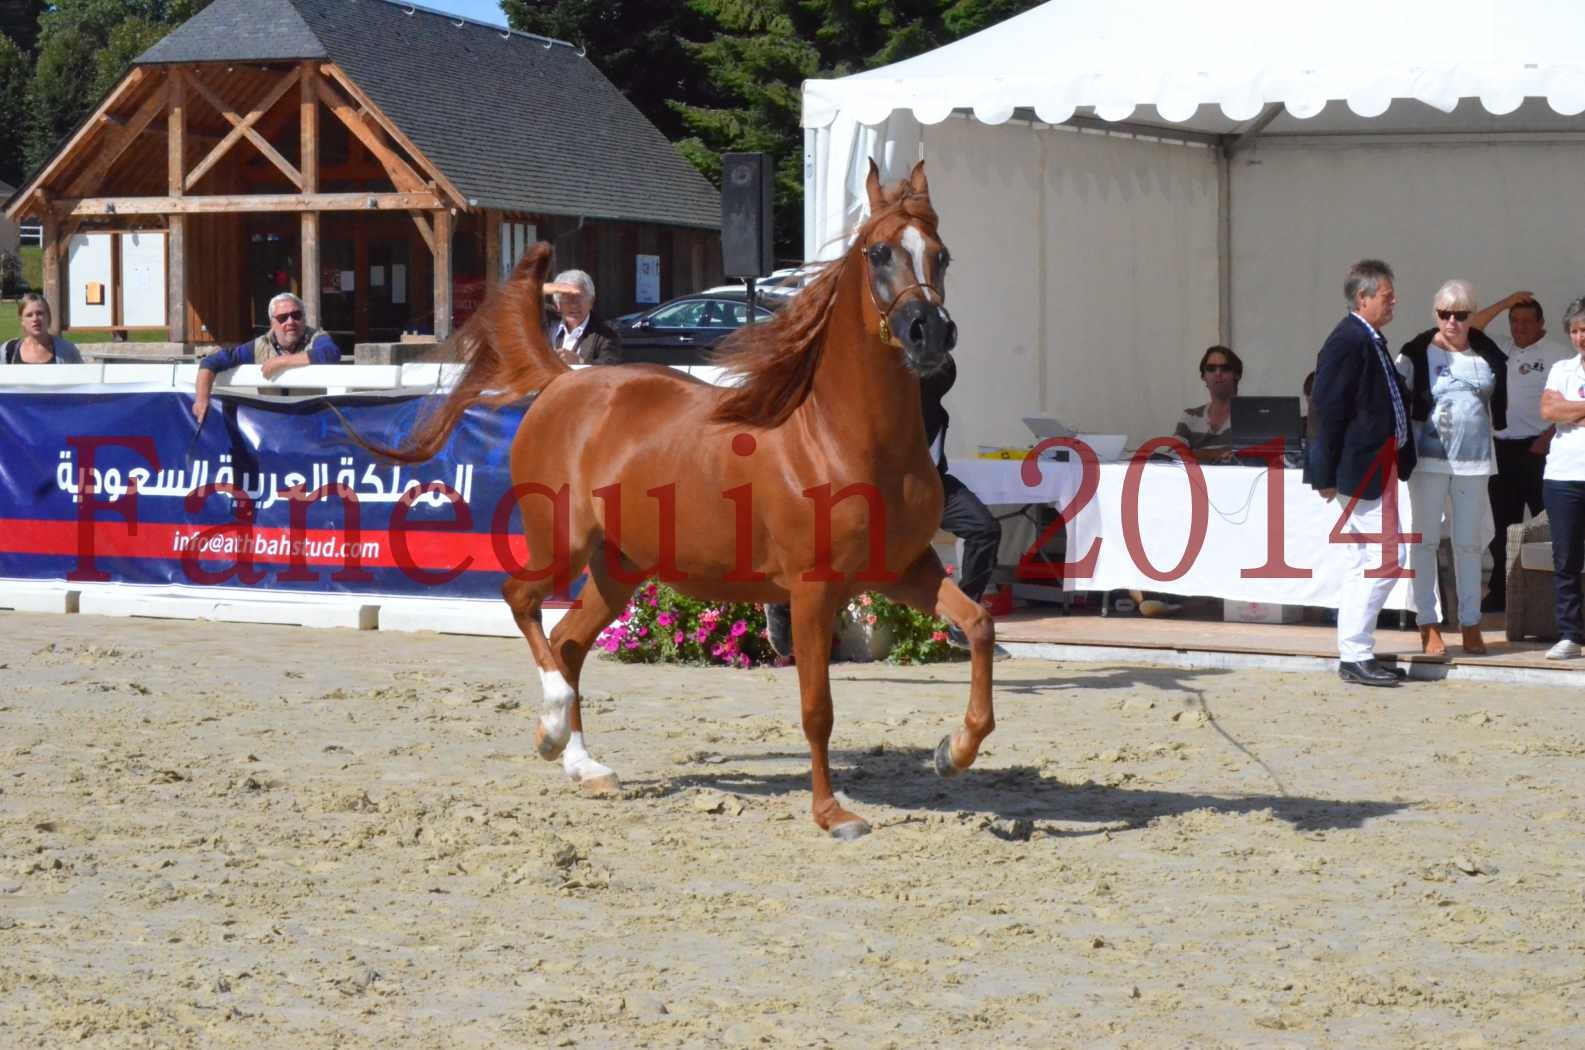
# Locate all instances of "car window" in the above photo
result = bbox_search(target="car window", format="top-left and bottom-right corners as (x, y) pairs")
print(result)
(649, 300), (708, 327)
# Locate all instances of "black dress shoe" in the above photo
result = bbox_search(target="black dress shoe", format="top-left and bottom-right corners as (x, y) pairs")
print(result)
(764, 603), (793, 658)
(1338, 658), (1400, 687)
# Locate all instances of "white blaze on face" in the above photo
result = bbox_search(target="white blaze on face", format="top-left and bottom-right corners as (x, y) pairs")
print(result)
(900, 225), (937, 303)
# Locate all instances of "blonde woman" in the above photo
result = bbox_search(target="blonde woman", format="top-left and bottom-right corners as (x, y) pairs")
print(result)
(1395, 280), (1507, 656)
(3, 294), (82, 364)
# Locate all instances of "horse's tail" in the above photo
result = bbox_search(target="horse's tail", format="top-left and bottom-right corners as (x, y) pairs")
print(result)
(338, 242), (568, 464)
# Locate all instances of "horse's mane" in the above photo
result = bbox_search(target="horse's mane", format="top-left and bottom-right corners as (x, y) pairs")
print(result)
(709, 181), (938, 429)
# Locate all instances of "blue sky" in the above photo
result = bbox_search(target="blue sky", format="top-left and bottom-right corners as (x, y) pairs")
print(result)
(419, 0), (507, 28)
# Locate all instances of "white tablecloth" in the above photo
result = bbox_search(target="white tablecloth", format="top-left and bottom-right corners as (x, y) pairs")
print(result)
(949, 457), (1415, 611)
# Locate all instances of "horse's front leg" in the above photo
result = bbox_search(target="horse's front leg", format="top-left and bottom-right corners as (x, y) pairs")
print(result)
(790, 585), (870, 840)
(884, 551), (996, 777)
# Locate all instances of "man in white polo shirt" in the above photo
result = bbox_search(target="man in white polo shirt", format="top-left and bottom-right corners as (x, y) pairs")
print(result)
(1473, 292), (1571, 610)
(1538, 297), (1585, 659)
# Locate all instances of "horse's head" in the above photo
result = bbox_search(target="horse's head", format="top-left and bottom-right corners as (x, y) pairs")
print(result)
(860, 160), (957, 376)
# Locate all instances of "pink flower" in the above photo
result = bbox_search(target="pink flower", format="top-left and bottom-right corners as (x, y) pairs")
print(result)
(860, 594), (872, 606)
(944, 565), (954, 576)
(656, 611), (674, 627)
(866, 614), (877, 626)
(625, 640), (640, 650)
(694, 627), (710, 643)
(673, 630), (685, 644)
(638, 626), (649, 637)
(931, 630), (948, 643)
(738, 654), (750, 668)
(617, 607), (633, 623)
(645, 582), (658, 596)
(730, 620), (748, 637)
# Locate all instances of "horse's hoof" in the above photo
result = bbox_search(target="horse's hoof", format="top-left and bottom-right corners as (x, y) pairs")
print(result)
(533, 721), (566, 761)
(576, 772), (622, 798)
(829, 819), (872, 841)
(933, 734), (962, 778)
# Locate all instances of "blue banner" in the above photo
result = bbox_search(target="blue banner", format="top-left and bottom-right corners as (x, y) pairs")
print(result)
(0, 391), (566, 599)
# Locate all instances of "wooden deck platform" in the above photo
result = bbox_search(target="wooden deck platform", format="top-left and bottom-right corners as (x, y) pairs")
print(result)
(993, 607), (1583, 683)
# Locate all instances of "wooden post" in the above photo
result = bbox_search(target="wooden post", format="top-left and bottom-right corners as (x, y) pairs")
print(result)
(301, 211), (320, 329)
(41, 211), (61, 330)
(484, 209), (500, 283)
(432, 208), (451, 339)
(353, 214), (369, 344)
(300, 63), (321, 331)
(167, 68), (188, 343)
(300, 62), (318, 193)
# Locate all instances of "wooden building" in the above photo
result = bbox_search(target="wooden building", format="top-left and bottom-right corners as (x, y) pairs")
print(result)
(3, 0), (722, 349)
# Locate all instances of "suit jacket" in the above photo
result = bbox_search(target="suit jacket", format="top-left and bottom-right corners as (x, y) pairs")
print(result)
(919, 354), (955, 474)
(1305, 314), (1417, 501)
(547, 314), (623, 365)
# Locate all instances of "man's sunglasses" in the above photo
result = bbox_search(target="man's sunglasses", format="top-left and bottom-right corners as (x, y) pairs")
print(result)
(1435, 309), (1471, 323)
(274, 310), (305, 323)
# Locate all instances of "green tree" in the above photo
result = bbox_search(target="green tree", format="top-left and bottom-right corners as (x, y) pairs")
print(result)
(23, 0), (214, 176)
(0, 33), (29, 186)
(500, 0), (711, 141)
(0, 0), (43, 56)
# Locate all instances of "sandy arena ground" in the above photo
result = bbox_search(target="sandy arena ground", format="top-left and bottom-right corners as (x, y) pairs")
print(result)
(2, 612), (1584, 1048)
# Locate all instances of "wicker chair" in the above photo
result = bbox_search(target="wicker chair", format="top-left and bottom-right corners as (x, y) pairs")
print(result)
(1504, 514), (1559, 642)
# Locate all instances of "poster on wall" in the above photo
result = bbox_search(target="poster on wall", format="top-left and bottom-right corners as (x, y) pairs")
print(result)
(636, 254), (660, 304)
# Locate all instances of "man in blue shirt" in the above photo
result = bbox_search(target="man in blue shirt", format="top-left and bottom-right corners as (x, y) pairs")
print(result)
(192, 292), (341, 422)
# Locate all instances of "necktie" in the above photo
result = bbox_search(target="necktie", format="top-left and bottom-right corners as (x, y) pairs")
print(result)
(1372, 334), (1408, 446)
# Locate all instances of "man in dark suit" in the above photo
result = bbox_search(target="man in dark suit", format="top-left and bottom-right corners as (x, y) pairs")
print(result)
(1306, 258), (1418, 687)
(547, 269), (622, 365)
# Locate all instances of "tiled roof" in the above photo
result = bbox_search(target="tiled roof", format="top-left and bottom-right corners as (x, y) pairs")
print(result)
(135, 0), (720, 228)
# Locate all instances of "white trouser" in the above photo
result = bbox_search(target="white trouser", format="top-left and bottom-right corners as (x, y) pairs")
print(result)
(1335, 495), (1409, 663)
(1407, 469), (1490, 628)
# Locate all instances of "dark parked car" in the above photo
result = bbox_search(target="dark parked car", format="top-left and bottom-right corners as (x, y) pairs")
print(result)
(615, 289), (784, 365)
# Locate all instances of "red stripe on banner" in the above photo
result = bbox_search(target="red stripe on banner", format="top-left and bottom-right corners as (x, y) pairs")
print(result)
(0, 518), (533, 573)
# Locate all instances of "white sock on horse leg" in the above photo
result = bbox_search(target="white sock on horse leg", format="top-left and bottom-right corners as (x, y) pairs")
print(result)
(561, 731), (614, 782)
(538, 668), (574, 746)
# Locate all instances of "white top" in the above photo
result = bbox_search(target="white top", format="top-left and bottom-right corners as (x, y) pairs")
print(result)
(1495, 335), (1571, 438)
(1396, 346), (1496, 476)
(552, 317), (588, 351)
(1544, 355), (1585, 482)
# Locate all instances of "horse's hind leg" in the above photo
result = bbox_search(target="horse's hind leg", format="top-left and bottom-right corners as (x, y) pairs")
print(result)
(883, 551), (996, 777)
(538, 548), (637, 796)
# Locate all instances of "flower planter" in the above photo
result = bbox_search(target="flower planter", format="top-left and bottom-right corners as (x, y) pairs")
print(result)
(836, 614), (895, 662)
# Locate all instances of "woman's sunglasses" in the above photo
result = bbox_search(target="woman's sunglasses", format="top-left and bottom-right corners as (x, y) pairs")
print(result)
(1435, 309), (1471, 323)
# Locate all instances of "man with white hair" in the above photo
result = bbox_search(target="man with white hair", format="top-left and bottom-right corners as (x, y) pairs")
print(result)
(546, 269), (622, 365)
(192, 292), (341, 423)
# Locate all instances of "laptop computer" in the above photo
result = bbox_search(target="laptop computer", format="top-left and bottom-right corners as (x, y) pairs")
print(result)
(1022, 416), (1075, 441)
(1228, 396), (1303, 443)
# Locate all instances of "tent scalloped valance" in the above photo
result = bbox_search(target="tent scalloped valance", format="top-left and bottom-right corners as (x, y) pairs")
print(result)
(802, 65), (1585, 129)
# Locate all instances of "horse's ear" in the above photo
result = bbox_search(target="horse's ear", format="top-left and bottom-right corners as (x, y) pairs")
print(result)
(513, 241), (552, 286)
(908, 160), (929, 197)
(512, 242), (553, 348)
(864, 159), (884, 210)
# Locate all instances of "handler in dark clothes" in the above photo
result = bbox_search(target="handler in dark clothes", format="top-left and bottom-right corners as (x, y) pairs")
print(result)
(764, 354), (1000, 653)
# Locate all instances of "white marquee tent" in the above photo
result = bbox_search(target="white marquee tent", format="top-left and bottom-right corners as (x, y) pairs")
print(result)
(801, 0), (1585, 457)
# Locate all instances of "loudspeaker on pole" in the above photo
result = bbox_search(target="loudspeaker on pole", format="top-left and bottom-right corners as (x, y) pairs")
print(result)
(720, 152), (774, 279)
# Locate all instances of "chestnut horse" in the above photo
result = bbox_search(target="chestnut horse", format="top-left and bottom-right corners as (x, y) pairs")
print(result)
(370, 161), (995, 839)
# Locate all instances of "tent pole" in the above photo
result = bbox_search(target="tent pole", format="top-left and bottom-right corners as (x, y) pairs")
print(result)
(1217, 145), (1231, 347)
(802, 127), (817, 261)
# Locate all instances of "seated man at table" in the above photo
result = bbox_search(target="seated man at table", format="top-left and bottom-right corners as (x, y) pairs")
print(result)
(763, 353), (1000, 653)
(1174, 345), (1242, 460)
(192, 293), (341, 423)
